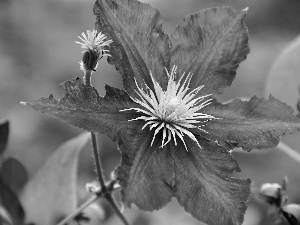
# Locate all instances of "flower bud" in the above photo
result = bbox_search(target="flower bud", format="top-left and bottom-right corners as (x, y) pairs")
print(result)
(282, 204), (300, 223)
(82, 50), (99, 72)
(259, 183), (282, 205)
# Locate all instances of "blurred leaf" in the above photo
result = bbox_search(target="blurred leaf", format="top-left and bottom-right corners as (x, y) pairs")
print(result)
(0, 121), (9, 157)
(0, 205), (13, 225)
(0, 158), (27, 193)
(22, 78), (139, 141)
(0, 179), (25, 225)
(93, 0), (170, 98)
(267, 204), (283, 225)
(20, 133), (90, 225)
(265, 35), (300, 110)
(170, 7), (249, 97)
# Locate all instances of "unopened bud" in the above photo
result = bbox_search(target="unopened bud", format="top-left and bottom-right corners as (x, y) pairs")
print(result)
(259, 183), (282, 205)
(282, 204), (300, 223)
(81, 50), (99, 72)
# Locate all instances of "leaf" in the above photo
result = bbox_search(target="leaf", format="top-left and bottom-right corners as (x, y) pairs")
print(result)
(0, 179), (25, 225)
(20, 133), (90, 225)
(115, 127), (250, 225)
(0, 158), (27, 193)
(0, 120), (9, 157)
(265, 35), (300, 110)
(202, 95), (300, 151)
(93, 0), (171, 97)
(170, 7), (249, 97)
(22, 77), (139, 140)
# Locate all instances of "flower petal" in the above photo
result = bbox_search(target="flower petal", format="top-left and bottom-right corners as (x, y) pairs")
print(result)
(115, 127), (174, 210)
(93, 0), (170, 97)
(174, 137), (250, 225)
(202, 96), (300, 151)
(115, 126), (250, 225)
(22, 77), (140, 140)
(170, 7), (249, 96)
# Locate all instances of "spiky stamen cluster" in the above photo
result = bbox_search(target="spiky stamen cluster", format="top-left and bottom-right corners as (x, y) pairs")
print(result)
(76, 29), (113, 72)
(122, 66), (216, 151)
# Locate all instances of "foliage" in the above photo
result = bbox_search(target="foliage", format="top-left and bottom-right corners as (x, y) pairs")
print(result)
(265, 35), (300, 110)
(0, 121), (26, 225)
(20, 133), (90, 225)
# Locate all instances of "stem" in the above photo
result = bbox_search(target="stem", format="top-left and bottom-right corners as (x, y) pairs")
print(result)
(84, 71), (92, 86)
(56, 195), (97, 225)
(91, 133), (130, 225)
(91, 132), (107, 192)
(105, 194), (129, 225)
(277, 142), (300, 165)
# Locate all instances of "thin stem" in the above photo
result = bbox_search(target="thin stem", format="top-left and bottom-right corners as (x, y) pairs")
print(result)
(91, 132), (106, 192)
(105, 194), (129, 225)
(91, 133), (130, 225)
(277, 142), (300, 165)
(84, 71), (92, 86)
(56, 195), (97, 225)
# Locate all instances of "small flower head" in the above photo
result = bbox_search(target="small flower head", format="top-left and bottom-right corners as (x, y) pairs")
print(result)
(76, 29), (112, 72)
(122, 66), (216, 150)
(76, 29), (112, 56)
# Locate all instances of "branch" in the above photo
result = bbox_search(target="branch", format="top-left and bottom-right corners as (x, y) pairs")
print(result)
(56, 195), (98, 225)
(91, 132), (106, 191)
(90, 132), (130, 225)
(277, 142), (300, 165)
(105, 194), (129, 225)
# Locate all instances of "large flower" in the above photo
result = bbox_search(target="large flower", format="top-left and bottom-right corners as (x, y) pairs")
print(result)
(22, 1), (300, 225)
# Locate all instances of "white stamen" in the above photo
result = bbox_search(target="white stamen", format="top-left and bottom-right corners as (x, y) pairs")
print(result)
(121, 66), (216, 151)
(76, 29), (113, 56)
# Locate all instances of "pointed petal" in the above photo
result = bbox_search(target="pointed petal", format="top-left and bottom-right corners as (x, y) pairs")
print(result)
(22, 77), (140, 141)
(170, 7), (249, 96)
(115, 127), (174, 210)
(93, 0), (170, 97)
(202, 96), (300, 151)
(174, 137), (250, 225)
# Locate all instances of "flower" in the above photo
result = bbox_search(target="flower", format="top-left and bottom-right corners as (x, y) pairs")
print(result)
(76, 29), (112, 56)
(23, 3), (300, 225)
(76, 29), (112, 72)
(122, 66), (216, 150)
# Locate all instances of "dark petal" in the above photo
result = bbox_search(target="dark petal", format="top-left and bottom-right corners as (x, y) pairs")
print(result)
(115, 126), (174, 210)
(170, 7), (249, 96)
(22, 77), (140, 140)
(202, 96), (300, 151)
(174, 137), (250, 225)
(93, 0), (170, 97)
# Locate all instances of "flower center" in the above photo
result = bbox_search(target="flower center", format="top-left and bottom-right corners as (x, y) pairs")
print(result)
(122, 66), (216, 151)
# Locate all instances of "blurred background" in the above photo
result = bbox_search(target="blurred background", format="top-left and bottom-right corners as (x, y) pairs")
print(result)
(1, 0), (300, 224)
